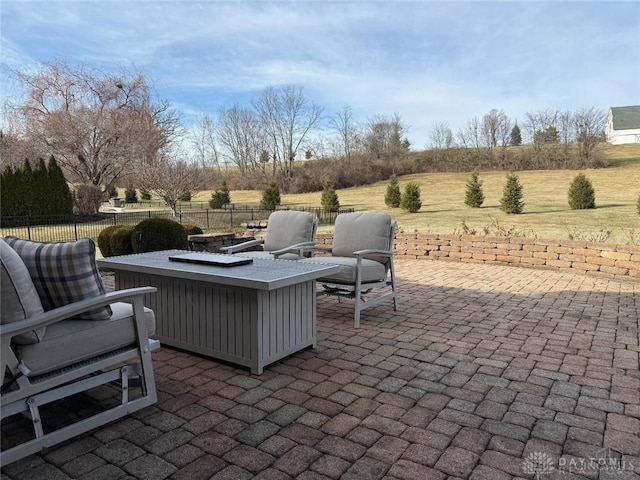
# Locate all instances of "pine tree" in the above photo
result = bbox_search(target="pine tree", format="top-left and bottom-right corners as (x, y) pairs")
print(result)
(321, 183), (340, 212)
(500, 173), (524, 214)
(384, 175), (401, 208)
(209, 181), (231, 208)
(464, 172), (484, 208)
(1, 165), (16, 216)
(510, 124), (522, 146)
(400, 181), (422, 213)
(125, 187), (138, 203)
(568, 173), (596, 209)
(260, 183), (281, 210)
(47, 155), (73, 215)
(21, 159), (35, 215)
(34, 158), (50, 215)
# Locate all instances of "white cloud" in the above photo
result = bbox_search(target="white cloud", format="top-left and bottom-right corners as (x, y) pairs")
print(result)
(1, 0), (638, 146)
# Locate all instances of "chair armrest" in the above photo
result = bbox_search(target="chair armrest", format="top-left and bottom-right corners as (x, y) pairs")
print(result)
(353, 248), (396, 259)
(271, 241), (317, 258)
(221, 239), (264, 254)
(0, 287), (157, 339)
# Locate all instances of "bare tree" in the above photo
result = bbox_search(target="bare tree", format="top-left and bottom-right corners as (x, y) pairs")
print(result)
(138, 150), (202, 215)
(524, 109), (559, 150)
(329, 105), (361, 161)
(215, 105), (267, 176)
(457, 116), (482, 151)
(9, 61), (181, 195)
(429, 122), (454, 150)
(363, 113), (408, 159)
(253, 85), (323, 183)
(481, 109), (512, 149)
(190, 113), (219, 170)
(574, 107), (606, 165)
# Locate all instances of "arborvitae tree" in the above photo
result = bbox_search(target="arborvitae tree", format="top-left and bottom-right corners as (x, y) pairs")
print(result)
(108, 185), (118, 198)
(321, 183), (340, 212)
(568, 173), (596, 210)
(47, 155), (73, 215)
(209, 181), (231, 209)
(1, 165), (16, 216)
(400, 181), (422, 213)
(510, 124), (522, 146)
(21, 159), (35, 215)
(260, 182), (281, 210)
(384, 175), (401, 208)
(33, 158), (50, 215)
(140, 188), (152, 200)
(125, 187), (138, 203)
(464, 172), (485, 208)
(500, 173), (524, 214)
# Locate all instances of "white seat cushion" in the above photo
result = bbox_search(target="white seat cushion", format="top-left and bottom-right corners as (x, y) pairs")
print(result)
(302, 257), (386, 284)
(15, 302), (155, 376)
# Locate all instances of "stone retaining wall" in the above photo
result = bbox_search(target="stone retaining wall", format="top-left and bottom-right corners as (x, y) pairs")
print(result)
(316, 233), (640, 282)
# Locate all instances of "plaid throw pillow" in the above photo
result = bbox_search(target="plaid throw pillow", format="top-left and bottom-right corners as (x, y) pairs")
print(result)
(4, 237), (112, 321)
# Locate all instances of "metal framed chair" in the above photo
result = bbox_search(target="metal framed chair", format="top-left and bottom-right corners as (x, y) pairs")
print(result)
(1, 239), (159, 466)
(300, 212), (398, 328)
(222, 210), (319, 259)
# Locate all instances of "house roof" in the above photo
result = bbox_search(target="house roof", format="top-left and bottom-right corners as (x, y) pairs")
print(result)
(610, 105), (640, 130)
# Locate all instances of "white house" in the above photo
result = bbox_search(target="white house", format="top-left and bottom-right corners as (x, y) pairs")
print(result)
(606, 106), (640, 144)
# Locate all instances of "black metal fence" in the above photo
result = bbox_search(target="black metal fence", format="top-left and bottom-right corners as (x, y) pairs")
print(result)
(0, 207), (354, 243)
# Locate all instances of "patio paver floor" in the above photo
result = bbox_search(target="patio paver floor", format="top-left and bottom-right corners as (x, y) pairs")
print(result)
(2, 259), (639, 480)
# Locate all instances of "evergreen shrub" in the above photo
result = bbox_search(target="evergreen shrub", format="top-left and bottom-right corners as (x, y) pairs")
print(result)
(183, 224), (204, 235)
(568, 173), (596, 209)
(321, 183), (340, 212)
(500, 173), (524, 214)
(464, 172), (485, 208)
(132, 218), (188, 253)
(209, 181), (231, 209)
(109, 226), (135, 256)
(125, 187), (138, 203)
(260, 183), (281, 210)
(384, 175), (401, 208)
(97, 225), (120, 257)
(400, 182), (422, 213)
(140, 188), (152, 200)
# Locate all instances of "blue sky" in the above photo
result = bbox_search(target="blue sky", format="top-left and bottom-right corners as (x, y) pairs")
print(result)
(1, 0), (639, 148)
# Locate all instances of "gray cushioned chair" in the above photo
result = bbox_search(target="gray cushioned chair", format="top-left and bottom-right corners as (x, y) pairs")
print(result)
(0, 239), (159, 466)
(300, 212), (398, 328)
(222, 210), (318, 260)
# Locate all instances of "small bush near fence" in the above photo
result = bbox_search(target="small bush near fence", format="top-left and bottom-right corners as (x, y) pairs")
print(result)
(1, 207), (353, 244)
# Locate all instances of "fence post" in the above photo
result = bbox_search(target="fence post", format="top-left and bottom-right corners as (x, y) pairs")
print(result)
(148, 210), (151, 218)
(113, 213), (117, 226)
(230, 209), (233, 228)
(206, 209), (210, 228)
(27, 215), (32, 240)
(74, 217), (79, 241)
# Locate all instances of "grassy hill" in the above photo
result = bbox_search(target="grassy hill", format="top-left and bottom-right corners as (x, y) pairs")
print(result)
(192, 144), (640, 244)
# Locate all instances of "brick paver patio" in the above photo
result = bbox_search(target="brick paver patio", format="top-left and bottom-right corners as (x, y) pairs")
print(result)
(2, 259), (639, 480)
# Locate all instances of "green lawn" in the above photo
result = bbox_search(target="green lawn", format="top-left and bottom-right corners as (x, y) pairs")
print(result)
(144, 144), (640, 245)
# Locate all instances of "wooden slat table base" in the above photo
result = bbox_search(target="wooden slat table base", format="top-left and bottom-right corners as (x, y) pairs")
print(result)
(115, 273), (316, 374)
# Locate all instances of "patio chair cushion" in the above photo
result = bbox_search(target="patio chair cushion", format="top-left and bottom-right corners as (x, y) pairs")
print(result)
(4, 237), (112, 321)
(303, 256), (386, 284)
(14, 302), (156, 376)
(263, 211), (315, 252)
(0, 240), (46, 345)
(332, 212), (392, 263)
